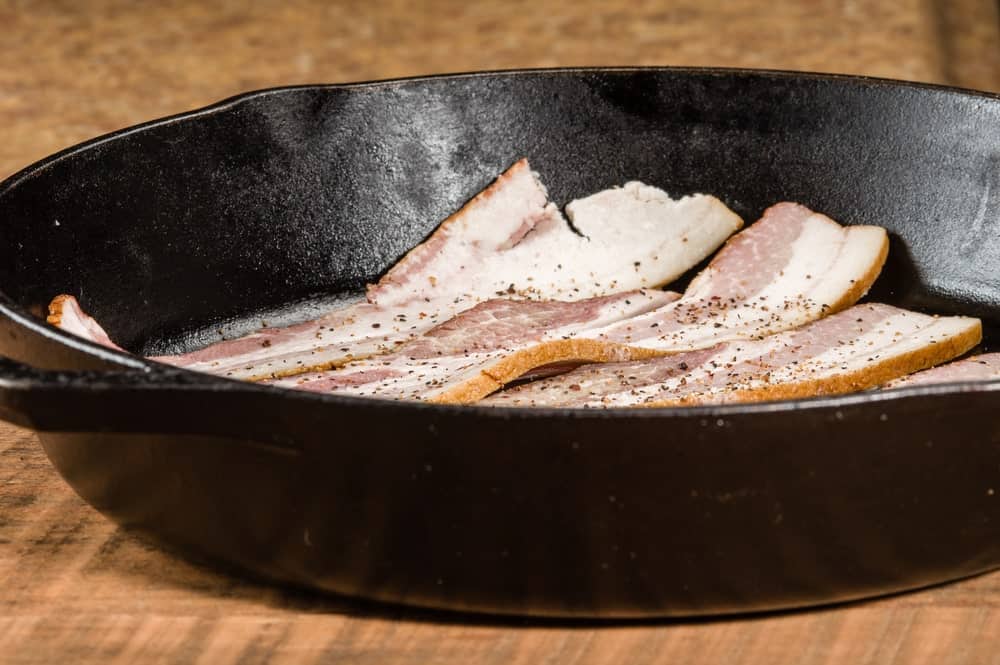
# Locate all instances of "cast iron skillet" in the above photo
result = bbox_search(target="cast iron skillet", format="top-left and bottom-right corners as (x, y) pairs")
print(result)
(0, 68), (999, 618)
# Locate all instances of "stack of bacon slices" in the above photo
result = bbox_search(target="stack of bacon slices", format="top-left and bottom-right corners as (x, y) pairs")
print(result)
(48, 159), (990, 408)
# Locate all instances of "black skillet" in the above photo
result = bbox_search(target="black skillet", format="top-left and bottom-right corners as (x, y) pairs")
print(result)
(0, 68), (999, 618)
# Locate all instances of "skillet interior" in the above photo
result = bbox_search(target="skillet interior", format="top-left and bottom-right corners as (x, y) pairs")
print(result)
(1, 69), (998, 353)
(0, 69), (999, 617)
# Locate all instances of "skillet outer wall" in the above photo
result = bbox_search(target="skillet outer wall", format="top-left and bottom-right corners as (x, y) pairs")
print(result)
(35, 388), (1000, 617)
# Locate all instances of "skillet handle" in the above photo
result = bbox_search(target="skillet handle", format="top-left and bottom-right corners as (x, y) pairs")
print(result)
(0, 356), (302, 451)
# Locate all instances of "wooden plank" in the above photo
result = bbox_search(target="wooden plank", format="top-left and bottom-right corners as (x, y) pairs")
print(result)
(1, 1), (999, 662)
(5, 0), (994, 182)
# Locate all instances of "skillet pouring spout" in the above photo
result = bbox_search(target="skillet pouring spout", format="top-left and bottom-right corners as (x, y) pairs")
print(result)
(0, 68), (999, 617)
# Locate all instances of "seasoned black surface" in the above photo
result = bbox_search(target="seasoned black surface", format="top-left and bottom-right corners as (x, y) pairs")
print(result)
(0, 69), (998, 617)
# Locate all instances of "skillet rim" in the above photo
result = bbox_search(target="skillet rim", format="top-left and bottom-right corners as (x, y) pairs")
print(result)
(1, 65), (998, 420)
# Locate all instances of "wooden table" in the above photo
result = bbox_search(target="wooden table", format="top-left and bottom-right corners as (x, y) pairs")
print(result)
(2, 1), (999, 662)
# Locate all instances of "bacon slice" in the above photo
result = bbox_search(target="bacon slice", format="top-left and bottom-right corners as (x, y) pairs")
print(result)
(585, 202), (889, 349)
(268, 289), (680, 401)
(46, 295), (124, 352)
(48, 159), (743, 380)
(369, 171), (741, 305)
(884, 352), (1000, 388)
(278, 202), (890, 403)
(484, 304), (982, 408)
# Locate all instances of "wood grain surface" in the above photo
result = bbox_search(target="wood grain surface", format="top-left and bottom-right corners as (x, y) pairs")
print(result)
(2, 1), (1000, 662)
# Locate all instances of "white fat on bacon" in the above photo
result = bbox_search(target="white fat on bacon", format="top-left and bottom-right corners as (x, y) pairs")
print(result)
(47, 159), (742, 380)
(484, 304), (982, 408)
(268, 289), (680, 401)
(884, 352), (1000, 388)
(275, 203), (891, 403)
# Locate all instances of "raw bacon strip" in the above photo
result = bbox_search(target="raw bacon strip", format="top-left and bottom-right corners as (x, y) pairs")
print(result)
(278, 202), (889, 403)
(586, 202), (889, 350)
(151, 299), (433, 379)
(370, 171), (743, 305)
(884, 353), (1000, 388)
(484, 304), (982, 408)
(46, 295), (124, 352)
(48, 159), (743, 380)
(268, 290), (679, 402)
